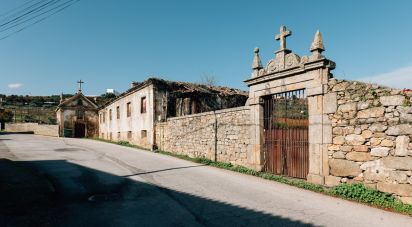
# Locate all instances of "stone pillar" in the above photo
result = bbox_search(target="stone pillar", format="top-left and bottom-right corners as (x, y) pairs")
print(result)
(247, 96), (264, 171)
(306, 68), (335, 184)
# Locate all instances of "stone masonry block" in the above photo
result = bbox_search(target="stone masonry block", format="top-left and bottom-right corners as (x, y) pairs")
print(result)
(395, 136), (410, 156)
(380, 95), (405, 106)
(307, 174), (325, 185)
(323, 92), (337, 114)
(309, 124), (323, 144)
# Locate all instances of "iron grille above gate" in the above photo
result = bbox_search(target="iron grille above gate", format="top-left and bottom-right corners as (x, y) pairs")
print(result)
(263, 89), (309, 179)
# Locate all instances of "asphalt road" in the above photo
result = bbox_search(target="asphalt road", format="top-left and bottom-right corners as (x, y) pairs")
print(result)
(0, 134), (411, 227)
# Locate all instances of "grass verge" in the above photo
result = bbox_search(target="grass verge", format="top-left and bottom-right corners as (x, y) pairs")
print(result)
(90, 138), (412, 216)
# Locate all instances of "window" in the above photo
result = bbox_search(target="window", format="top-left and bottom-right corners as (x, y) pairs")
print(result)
(103, 112), (106, 123)
(141, 130), (147, 138)
(117, 132), (121, 139)
(127, 102), (132, 117)
(76, 110), (84, 120)
(109, 109), (112, 120)
(127, 131), (132, 139)
(109, 132), (112, 140)
(141, 97), (147, 113)
(116, 106), (120, 119)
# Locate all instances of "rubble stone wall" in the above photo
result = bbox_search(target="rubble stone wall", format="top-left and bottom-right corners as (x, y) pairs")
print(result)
(155, 106), (252, 167)
(5, 123), (59, 137)
(326, 78), (412, 204)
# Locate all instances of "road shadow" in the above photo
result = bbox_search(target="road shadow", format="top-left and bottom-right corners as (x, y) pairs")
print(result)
(120, 165), (206, 177)
(0, 131), (34, 135)
(0, 159), (318, 227)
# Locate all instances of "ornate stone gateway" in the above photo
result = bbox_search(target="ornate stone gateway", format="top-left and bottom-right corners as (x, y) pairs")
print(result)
(263, 89), (309, 178)
(245, 25), (335, 184)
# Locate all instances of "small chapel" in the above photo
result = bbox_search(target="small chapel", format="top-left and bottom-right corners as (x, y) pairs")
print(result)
(56, 80), (99, 138)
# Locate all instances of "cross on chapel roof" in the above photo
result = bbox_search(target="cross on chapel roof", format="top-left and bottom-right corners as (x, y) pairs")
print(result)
(77, 80), (84, 93)
(275, 25), (291, 51)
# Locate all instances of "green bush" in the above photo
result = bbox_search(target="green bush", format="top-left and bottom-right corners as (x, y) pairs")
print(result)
(329, 183), (412, 215)
(330, 183), (393, 206)
(117, 140), (131, 146)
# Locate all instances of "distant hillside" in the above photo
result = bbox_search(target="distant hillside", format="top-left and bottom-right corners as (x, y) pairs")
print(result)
(0, 93), (116, 124)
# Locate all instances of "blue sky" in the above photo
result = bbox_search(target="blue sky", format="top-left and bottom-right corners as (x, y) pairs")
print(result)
(0, 0), (412, 95)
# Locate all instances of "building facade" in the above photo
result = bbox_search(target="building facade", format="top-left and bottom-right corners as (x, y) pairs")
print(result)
(98, 78), (248, 149)
(56, 91), (99, 138)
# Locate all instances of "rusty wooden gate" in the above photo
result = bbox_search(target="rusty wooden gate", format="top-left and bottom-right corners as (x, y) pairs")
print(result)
(263, 89), (309, 179)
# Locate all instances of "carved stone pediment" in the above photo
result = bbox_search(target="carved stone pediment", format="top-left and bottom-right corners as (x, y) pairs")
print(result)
(266, 51), (301, 74)
(266, 58), (280, 73)
(285, 53), (301, 69)
(249, 26), (335, 82)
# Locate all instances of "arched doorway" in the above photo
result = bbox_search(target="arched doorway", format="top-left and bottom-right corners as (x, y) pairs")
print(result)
(74, 122), (86, 138)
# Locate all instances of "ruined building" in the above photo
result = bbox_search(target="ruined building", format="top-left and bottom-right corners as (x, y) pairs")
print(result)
(98, 78), (248, 148)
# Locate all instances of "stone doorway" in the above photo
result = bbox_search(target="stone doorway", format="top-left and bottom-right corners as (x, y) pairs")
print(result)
(74, 122), (86, 138)
(263, 89), (309, 179)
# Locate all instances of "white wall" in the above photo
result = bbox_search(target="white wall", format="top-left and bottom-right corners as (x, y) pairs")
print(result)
(98, 84), (154, 148)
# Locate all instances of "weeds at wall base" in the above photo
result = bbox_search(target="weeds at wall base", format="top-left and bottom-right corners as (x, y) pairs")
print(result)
(90, 138), (412, 217)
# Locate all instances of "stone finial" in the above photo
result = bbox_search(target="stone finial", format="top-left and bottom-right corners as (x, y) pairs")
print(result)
(275, 25), (292, 51)
(310, 30), (325, 53)
(252, 47), (263, 70)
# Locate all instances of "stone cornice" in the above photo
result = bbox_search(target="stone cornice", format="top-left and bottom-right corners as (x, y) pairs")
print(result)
(244, 58), (335, 87)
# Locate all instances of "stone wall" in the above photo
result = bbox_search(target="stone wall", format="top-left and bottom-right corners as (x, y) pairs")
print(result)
(5, 123), (59, 137)
(326, 79), (412, 203)
(155, 106), (252, 167)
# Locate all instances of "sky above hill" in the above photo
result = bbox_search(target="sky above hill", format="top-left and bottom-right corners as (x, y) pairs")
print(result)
(0, 0), (412, 95)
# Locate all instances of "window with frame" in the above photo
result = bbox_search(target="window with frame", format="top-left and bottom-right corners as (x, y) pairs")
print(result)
(141, 97), (147, 113)
(127, 102), (132, 117)
(109, 109), (112, 120)
(116, 106), (120, 119)
(127, 131), (132, 139)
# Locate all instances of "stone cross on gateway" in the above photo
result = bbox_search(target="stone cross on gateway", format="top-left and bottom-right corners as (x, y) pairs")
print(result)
(275, 25), (291, 51)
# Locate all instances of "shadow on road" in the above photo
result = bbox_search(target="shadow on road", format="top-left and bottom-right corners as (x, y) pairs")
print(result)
(0, 158), (317, 227)
(120, 165), (206, 177)
(0, 131), (34, 136)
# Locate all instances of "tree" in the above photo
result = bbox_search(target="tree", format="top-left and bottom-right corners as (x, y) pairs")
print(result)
(199, 74), (217, 87)
(23, 115), (35, 122)
(0, 109), (14, 122)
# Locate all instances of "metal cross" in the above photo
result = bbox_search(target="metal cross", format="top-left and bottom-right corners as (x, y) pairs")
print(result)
(275, 25), (291, 51)
(77, 80), (84, 92)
